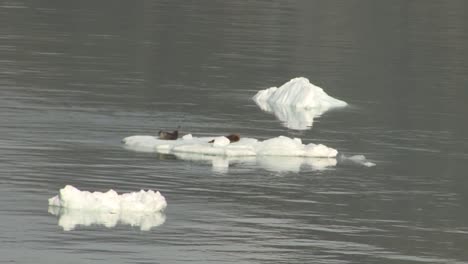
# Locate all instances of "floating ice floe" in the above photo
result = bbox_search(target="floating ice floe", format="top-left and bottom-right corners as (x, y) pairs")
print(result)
(253, 77), (347, 130)
(48, 206), (166, 231)
(123, 134), (375, 171)
(48, 185), (167, 231)
(123, 134), (338, 158)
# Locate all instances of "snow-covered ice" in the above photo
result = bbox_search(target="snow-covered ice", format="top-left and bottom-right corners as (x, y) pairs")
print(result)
(48, 185), (167, 231)
(253, 77), (347, 130)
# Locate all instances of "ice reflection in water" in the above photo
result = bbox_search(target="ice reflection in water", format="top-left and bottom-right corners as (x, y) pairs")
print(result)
(253, 99), (328, 130)
(171, 152), (337, 173)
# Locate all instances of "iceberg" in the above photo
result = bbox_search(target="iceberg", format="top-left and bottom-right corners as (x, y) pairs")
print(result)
(253, 77), (347, 130)
(123, 134), (375, 171)
(48, 206), (166, 231)
(48, 185), (167, 231)
(123, 134), (338, 158)
(123, 134), (340, 172)
(48, 185), (167, 213)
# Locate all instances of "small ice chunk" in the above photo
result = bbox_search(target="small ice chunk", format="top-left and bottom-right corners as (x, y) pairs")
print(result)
(253, 77), (347, 109)
(253, 77), (347, 130)
(48, 206), (166, 231)
(342, 155), (376, 167)
(347, 155), (376, 167)
(48, 186), (167, 231)
(48, 185), (167, 213)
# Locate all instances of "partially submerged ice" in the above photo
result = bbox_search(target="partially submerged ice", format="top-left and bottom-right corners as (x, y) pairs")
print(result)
(342, 154), (376, 167)
(253, 77), (347, 130)
(48, 185), (167, 231)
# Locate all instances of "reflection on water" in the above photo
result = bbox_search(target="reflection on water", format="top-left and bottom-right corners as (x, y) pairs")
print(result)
(173, 152), (256, 173)
(173, 152), (337, 173)
(48, 206), (166, 231)
(259, 156), (338, 172)
(254, 98), (329, 130)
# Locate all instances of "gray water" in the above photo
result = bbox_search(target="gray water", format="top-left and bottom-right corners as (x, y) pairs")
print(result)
(1, 1), (468, 263)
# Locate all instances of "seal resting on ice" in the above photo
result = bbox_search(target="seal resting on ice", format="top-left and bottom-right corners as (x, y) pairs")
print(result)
(158, 129), (179, 140)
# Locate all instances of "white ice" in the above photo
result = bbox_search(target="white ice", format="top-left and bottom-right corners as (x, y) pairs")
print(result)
(123, 134), (338, 158)
(123, 134), (341, 172)
(48, 206), (166, 231)
(48, 185), (167, 213)
(48, 185), (167, 231)
(253, 77), (347, 130)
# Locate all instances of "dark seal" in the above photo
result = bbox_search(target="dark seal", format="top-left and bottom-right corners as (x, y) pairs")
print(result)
(158, 129), (179, 140)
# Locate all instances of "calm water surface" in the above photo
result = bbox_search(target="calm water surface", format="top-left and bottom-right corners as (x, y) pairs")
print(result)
(1, 1), (468, 263)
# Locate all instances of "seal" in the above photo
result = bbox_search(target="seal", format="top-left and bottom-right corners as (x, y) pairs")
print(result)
(158, 129), (179, 140)
(209, 133), (240, 143)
